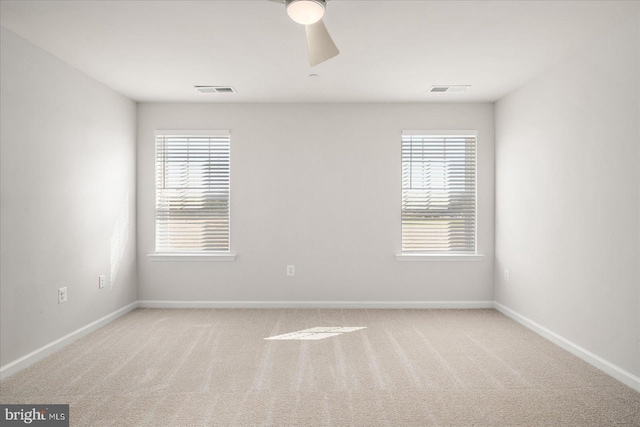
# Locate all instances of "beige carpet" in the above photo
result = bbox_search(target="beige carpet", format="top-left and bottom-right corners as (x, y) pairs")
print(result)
(1, 308), (639, 426)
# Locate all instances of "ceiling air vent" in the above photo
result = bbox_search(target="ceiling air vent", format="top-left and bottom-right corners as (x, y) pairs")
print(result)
(195, 86), (237, 94)
(429, 85), (470, 94)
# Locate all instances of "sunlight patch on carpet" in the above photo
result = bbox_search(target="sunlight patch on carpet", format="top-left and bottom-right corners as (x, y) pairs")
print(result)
(265, 327), (367, 340)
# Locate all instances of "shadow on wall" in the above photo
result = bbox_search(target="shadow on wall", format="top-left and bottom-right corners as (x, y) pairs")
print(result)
(110, 193), (130, 287)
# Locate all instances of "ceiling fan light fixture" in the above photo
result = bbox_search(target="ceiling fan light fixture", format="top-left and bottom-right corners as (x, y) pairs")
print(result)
(286, 0), (325, 25)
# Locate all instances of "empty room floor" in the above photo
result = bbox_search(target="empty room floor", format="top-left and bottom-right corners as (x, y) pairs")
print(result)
(1, 309), (639, 426)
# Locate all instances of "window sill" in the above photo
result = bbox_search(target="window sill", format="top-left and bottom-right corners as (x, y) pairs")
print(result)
(148, 253), (236, 262)
(395, 254), (484, 262)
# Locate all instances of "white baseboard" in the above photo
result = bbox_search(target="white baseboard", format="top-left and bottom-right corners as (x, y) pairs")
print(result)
(137, 300), (495, 309)
(494, 302), (640, 393)
(0, 302), (139, 381)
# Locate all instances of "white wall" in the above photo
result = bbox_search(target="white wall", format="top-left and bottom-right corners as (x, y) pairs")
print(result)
(0, 28), (138, 366)
(137, 103), (494, 303)
(495, 14), (640, 376)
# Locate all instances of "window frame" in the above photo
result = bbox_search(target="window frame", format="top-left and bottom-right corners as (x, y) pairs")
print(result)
(397, 130), (483, 262)
(149, 130), (236, 262)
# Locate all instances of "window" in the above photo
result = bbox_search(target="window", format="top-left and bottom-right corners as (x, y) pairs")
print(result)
(401, 131), (477, 254)
(154, 131), (230, 254)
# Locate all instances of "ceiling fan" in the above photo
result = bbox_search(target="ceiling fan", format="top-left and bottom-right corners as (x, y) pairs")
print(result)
(269, 0), (339, 67)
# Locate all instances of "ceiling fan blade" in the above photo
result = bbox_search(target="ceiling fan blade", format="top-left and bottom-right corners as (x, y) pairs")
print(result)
(305, 20), (339, 67)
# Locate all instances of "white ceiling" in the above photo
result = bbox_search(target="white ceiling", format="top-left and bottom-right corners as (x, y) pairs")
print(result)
(1, 0), (637, 103)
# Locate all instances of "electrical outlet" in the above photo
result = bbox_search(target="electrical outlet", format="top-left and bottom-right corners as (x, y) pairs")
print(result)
(504, 269), (510, 282)
(287, 265), (295, 276)
(98, 275), (106, 289)
(58, 287), (67, 304)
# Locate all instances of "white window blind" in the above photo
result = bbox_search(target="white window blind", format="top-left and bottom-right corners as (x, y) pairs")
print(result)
(155, 132), (230, 253)
(401, 133), (477, 254)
